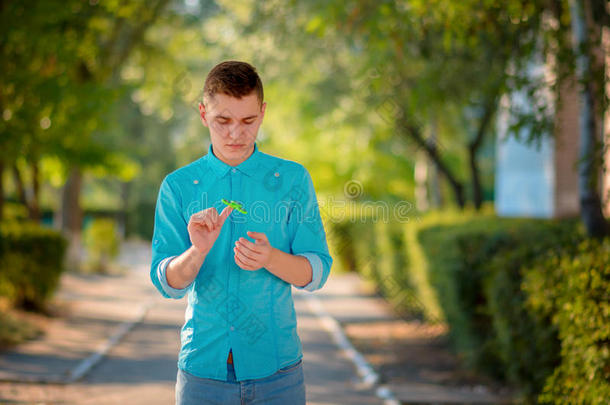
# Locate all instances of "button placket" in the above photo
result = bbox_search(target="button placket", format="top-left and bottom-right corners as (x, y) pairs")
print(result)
(227, 168), (240, 374)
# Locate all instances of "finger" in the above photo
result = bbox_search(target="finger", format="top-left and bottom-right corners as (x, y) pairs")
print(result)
(188, 222), (205, 233)
(235, 255), (253, 270)
(234, 247), (258, 267)
(236, 238), (262, 254)
(202, 215), (215, 231)
(234, 251), (255, 270)
(190, 211), (206, 224)
(235, 241), (262, 261)
(190, 222), (205, 230)
(246, 231), (267, 243)
(209, 208), (219, 224)
(210, 211), (221, 231)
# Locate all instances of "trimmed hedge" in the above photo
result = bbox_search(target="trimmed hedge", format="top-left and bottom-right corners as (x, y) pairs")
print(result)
(327, 208), (609, 403)
(524, 238), (610, 404)
(418, 217), (582, 398)
(83, 217), (120, 274)
(0, 309), (42, 349)
(0, 222), (67, 311)
(329, 211), (421, 319)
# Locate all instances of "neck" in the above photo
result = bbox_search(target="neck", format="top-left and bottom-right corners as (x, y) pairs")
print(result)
(214, 144), (254, 167)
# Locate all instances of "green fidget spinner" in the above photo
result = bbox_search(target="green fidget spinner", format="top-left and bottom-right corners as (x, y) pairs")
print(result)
(221, 198), (248, 214)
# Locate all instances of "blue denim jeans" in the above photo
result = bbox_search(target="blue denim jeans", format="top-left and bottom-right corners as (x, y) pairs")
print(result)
(175, 358), (306, 405)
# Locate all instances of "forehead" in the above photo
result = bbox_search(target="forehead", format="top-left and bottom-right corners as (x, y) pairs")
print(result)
(205, 92), (261, 117)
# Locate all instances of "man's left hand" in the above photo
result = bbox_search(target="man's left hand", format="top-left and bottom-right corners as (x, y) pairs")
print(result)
(234, 231), (274, 271)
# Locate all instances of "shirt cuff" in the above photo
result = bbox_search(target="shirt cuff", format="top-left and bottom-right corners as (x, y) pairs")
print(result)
(158, 255), (191, 299)
(293, 252), (323, 292)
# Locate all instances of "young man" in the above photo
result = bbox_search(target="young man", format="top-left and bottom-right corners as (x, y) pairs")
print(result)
(150, 60), (333, 404)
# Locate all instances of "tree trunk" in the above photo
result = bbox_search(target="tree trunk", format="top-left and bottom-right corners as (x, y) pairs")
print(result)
(61, 167), (84, 271)
(30, 159), (41, 222)
(0, 159), (4, 221)
(399, 117), (466, 208)
(11, 163), (28, 208)
(119, 181), (130, 240)
(468, 146), (482, 211)
(569, 0), (609, 237)
(428, 120), (443, 208)
(414, 151), (429, 211)
(468, 98), (497, 210)
(11, 160), (41, 222)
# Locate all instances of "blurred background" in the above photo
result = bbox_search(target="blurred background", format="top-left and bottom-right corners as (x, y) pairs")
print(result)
(0, 0), (608, 403)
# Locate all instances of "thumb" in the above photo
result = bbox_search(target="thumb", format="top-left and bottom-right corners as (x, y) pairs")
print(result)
(247, 231), (267, 243)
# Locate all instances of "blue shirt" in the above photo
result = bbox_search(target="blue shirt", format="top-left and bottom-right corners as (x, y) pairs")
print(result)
(150, 141), (333, 381)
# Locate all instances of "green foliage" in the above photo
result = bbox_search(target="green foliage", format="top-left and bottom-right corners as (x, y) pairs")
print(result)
(0, 222), (67, 311)
(524, 238), (610, 404)
(1, 0), (172, 237)
(418, 217), (582, 400)
(330, 205), (606, 402)
(323, 218), (354, 274)
(346, 215), (377, 281)
(372, 219), (414, 318)
(2, 202), (28, 222)
(83, 218), (120, 274)
(328, 206), (422, 320)
(0, 309), (42, 350)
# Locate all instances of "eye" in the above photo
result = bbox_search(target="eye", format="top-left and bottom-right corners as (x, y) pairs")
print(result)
(244, 119), (255, 125)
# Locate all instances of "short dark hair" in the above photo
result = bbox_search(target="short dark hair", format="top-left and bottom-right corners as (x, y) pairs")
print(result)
(203, 61), (264, 106)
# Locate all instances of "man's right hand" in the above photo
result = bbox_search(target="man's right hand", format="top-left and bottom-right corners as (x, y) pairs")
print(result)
(188, 205), (234, 254)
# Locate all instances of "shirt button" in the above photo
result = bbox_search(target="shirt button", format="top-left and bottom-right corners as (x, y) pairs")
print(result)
(232, 168), (237, 173)
(230, 326), (235, 331)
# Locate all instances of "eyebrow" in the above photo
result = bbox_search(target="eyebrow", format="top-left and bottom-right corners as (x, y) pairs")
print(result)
(215, 114), (258, 120)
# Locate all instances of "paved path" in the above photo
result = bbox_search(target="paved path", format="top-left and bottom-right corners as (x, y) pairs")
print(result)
(313, 273), (514, 404)
(0, 240), (512, 404)
(0, 241), (383, 405)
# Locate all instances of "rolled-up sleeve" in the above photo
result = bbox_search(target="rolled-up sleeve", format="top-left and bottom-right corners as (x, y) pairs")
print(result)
(150, 176), (193, 299)
(288, 168), (333, 292)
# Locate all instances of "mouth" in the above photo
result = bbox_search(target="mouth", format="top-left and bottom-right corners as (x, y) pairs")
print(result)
(227, 144), (244, 149)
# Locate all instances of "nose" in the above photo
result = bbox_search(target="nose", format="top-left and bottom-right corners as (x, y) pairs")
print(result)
(228, 124), (254, 141)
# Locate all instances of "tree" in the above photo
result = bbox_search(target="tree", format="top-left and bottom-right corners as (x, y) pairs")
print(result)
(568, 0), (608, 237)
(0, 0), (172, 268)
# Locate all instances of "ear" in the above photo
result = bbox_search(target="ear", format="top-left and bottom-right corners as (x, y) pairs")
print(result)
(260, 101), (267, 119)
(199, 102), (209, 127)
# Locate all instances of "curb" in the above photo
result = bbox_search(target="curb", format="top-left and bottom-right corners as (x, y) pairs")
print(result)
(303, 292), (400, 405)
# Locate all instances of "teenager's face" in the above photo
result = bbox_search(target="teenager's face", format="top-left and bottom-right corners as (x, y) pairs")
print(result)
(199, 92), (266, 166)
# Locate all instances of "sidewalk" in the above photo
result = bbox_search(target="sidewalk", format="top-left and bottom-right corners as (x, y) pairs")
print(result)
(312, 273), (515, 404)
(0, 242), (383, 405)
(0, 241), (513, 404)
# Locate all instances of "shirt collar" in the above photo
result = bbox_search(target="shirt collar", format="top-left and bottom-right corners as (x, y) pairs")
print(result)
(205, 142), (262, 178)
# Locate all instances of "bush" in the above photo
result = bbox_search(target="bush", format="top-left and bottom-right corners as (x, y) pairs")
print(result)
(372, 219), (417, 318)
(0, 308), (42, 349)
(3, 202), (28, 221)
(328, 210), (378, 277)
(328, 207), (425, 318)
(83, 218), (120, 274)
(323, 216), (355, 274)
(0, 222), (67, 311)
(327, 206), (607, 403)
(524, 238), (610, 404)
(418, 217), (582, 400)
